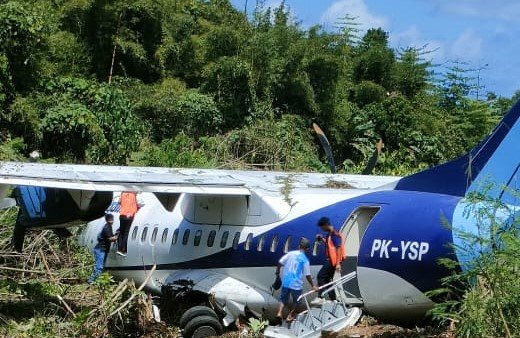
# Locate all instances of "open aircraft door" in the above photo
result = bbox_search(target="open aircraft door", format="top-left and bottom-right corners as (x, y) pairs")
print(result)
(338, 206), (382, 304)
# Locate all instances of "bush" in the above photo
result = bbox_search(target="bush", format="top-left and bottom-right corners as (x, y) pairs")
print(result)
(430, 189), (520, 337)
(41, 102), (103, 162)
(133, 133), (215, 168)
(226, 114), (324, 171)
(37, 77), (142, 164)
(173, 90), (223, 138)
(353, 81), (386, 107)
(0, 138), (26, 161)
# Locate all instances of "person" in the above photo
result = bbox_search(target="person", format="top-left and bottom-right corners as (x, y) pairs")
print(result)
(117, 191), (139, 256)
(275, 237), (318, 322)
(314, 217), (346, 303)
(88, 213), (117, 283)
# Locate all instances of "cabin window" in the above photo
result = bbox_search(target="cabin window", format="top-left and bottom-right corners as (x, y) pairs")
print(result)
(141, 227), (148, 243)
(131, 226), (139, 240)
(257, 234), (265, 252)
(283, 236), (292, 253)
(182, 229), (190, 245)
(270, 234), (279, 253)
(232, 232), (241, 250)
(194, 230), (202, 246)
(207, 230), (216, 247)
(161, 229), (169, 243)
(220, 231), (229, 248)
(312, 240), (319, 256)
(245, 233), (253, 251)
(172, 229), (179, 245)
(151, 227), (158, 244)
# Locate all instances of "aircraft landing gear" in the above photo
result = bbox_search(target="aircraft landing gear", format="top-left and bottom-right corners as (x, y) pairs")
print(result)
(181, 306), (223, 338)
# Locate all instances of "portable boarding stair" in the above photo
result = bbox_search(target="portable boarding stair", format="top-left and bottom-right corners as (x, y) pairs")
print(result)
(264, 272), (362, 338)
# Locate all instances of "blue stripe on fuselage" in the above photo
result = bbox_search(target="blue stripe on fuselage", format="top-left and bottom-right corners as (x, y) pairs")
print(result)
(107, 190), (460, 293)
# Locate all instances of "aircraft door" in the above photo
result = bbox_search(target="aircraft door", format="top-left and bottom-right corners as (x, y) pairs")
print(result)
(339, 206), (381, 301)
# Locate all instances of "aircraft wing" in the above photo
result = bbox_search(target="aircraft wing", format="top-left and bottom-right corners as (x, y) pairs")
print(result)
(0, 162), (250, 196)
(0, 161), (252, 251)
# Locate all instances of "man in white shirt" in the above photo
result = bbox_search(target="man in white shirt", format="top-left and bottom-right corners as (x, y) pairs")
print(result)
(275, 237), (318, 322)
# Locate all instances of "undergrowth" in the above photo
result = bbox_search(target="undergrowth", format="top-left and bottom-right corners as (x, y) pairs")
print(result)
(0, 207), (176, 338)
(430, 188), (520, 338)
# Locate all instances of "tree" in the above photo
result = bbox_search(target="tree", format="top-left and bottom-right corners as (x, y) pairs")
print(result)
(354, 28), (395, 88)
(201, 56), (252, 129)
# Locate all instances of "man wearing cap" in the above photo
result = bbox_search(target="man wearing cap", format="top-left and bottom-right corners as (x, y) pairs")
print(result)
(88, 213), (118, 283)
(314, 217), (345, 302)
(275, 237), (318, 322)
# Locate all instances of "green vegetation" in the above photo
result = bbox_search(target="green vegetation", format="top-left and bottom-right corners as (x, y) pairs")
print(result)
(0, 1), (519, 336)
(0, 0), (517, 173)
(0, 207), (176, 337)
(430, 189), (520, 338)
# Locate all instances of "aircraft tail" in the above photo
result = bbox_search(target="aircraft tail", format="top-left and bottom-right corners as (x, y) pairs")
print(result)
(395, 100), (520, 202)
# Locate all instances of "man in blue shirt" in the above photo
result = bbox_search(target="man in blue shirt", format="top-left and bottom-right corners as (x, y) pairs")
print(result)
(275, 237), (318, 322)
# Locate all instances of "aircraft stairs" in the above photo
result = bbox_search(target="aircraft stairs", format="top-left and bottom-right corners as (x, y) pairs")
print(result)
(264, 272), (363, 338)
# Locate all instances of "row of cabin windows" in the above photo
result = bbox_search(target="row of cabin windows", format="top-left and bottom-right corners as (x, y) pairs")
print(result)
(131, 226), (322, 255)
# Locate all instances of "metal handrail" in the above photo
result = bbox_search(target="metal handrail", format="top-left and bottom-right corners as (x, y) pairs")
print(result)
(316, 273), (357, 299)
(297, 271), (356, 302)
(295, 271), (357, 331)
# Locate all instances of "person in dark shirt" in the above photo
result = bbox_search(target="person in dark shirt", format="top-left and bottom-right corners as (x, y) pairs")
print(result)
(88, 213), (117, 283)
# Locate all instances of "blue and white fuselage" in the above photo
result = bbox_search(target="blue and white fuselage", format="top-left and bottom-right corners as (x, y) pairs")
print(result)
(2, 100), (520, 325)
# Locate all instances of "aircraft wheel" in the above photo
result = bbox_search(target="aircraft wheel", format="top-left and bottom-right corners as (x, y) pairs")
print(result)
(179, 305), (218, 328)
(183, 315), (223, 338)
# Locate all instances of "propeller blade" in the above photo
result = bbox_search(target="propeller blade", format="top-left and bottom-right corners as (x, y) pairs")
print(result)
(362, 139), (384, 175)
(312, 123), (336, 174)
(12, 216), (25, 252)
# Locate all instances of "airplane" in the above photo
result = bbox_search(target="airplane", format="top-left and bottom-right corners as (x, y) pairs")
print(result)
(0, 99), (519, 337)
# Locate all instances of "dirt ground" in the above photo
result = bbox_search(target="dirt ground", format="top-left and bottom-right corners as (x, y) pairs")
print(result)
(331, 316), (452, 338)
(218, 316), (453, 338)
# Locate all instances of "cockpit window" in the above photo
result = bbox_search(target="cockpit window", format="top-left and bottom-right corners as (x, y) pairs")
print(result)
(194, 229), (202, 246)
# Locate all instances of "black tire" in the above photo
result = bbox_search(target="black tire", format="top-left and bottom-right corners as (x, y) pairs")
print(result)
(179, 306), (218, 329)
(183, 315), (223, 338)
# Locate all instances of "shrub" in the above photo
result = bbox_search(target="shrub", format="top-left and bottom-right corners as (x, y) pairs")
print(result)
(173, 90), (223, 139)
(226, 114), (324, 171)
(430, 189), (520, 337)
(133, 133), (215, 168)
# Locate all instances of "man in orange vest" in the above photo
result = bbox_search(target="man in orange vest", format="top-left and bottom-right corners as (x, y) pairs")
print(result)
(314, 217), (345, 302)
(117, 191), (139, 256)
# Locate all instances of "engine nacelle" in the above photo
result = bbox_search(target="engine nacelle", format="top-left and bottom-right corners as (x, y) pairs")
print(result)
(12, 186), (112, 251)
